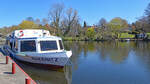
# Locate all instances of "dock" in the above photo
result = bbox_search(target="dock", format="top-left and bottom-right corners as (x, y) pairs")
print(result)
(0, 52), (36, 84)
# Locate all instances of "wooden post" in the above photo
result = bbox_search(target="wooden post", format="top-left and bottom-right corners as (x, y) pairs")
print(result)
(6, 56), (9, 64)
(12, 63), (16, 74)
(25, 78), (31, 84)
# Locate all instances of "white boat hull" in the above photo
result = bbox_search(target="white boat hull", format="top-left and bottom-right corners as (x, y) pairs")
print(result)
(4, 46), (72, 67)
(15, 53), (71, 66)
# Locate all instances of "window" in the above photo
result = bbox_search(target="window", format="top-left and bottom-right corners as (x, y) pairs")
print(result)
(40, 41), (58, 51)
(21, 40), (36, 52)
(59, 40), (64, 50)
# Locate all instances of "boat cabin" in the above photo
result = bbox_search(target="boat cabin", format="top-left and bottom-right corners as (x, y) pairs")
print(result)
(6, 29), (64, 53)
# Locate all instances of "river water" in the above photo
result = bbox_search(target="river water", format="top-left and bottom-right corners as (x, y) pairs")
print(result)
(1, 41), (150, 84)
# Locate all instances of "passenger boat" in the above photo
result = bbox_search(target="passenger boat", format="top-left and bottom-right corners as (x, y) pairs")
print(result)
(3, 29), (72, 68)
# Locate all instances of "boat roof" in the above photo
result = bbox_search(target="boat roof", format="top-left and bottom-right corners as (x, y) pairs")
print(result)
(9, 29), (62, 41)
(12, 29), (50, 38)
(17, 36), (62, 41)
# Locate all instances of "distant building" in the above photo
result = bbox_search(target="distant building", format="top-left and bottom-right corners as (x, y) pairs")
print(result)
(83, 25), (99, 32)
(135, 33), (147, 39)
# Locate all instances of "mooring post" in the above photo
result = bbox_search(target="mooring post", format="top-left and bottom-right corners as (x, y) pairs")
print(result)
(12, 63), (16, 74)
(6, 56), (9, 64)
(25, 78), (31, 84)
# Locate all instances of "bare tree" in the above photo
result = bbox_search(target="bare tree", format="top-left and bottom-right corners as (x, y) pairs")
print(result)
(35, 18), (41, 25)
(48, 3), (64, 29)
(42, 18), (49, 26)
(97, 18), (107, 29)
(63, 8), (79, 36)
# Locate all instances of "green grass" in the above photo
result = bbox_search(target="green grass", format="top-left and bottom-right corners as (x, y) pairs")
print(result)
(119, 33), (135, 39)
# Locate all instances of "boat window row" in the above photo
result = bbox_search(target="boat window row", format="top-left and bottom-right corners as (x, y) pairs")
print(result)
(20, 40), (64, 52)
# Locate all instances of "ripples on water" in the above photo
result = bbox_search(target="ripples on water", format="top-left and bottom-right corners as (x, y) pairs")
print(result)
(1, 41), (150, 84)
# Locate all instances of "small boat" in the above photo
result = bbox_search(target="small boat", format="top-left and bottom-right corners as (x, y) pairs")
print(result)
(3, 29), (72, 68)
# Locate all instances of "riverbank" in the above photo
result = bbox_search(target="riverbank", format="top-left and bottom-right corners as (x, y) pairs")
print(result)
(62, 37), (150, 41)
(1, 36), (149, 42)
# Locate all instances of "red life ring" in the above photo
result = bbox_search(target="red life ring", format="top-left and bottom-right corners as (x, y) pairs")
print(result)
(19, 30), (24, 37)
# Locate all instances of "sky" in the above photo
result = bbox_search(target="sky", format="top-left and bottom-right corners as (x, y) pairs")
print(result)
(0, 0), (149, 27)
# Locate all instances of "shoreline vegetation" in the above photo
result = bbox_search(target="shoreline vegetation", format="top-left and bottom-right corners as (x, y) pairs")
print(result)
(1, 3), (150, 42)
(62, 37), (150, 41)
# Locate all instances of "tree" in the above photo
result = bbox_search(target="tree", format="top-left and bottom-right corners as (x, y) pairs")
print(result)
(83, 21), (87, 28)
(48, 3), (64, 36)
(108, 17), (128, 39)
(109, 17), (128, 31)
(42, 18), (49, 26)
(135, 16), (150, 32)
(97, 18), (107, 29)
(138, 3), (150, 32)
(26, 17), (34, 22)
(134, 3), (150, 33)
(19, 20), (38, 29)
(86, 28), (96, 40)
(48, 3), (64, 29)
(145, 3), (150, 23)
(35, 18), (41, 25)
(63, 8), (80, 36)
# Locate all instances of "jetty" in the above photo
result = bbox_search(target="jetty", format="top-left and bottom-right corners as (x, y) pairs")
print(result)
(0, 51), (36, 84)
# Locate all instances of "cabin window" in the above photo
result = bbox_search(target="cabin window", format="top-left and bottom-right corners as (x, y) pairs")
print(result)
(59, 40), (64, 50)
(40, 41), (58, 51)
(20, 40), (36, 52)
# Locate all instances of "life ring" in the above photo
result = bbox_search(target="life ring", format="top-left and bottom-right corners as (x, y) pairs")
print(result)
(18, 30), (24, 37)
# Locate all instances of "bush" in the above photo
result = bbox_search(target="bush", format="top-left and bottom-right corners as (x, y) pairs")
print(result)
(146, 33), (150, 39)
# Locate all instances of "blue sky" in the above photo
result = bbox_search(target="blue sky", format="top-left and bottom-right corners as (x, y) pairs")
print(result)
(0, 0), (149, 27)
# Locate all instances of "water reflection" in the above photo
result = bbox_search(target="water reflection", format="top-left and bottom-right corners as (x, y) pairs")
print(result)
(97, 42), (131, 64)
(17, 61), (72, 84)
(64, 41), (150, 84)
(64, 41), (150, 65)
(64, 41), (132, 65)
(133, 42), (150, 71)
(1, 41), (150, 84)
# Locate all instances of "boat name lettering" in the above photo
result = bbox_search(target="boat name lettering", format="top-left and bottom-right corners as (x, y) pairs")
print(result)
(31, 57), (58, 62)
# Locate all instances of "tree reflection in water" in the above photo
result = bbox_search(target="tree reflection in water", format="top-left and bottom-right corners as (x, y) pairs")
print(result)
(64, 41), (132, 65)
(64, 41), (150, 84)
(15, 60), (72, 84)
(3, 41), (150, 84)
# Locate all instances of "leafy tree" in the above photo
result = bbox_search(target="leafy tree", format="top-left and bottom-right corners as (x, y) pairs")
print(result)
(86, 28), (96, 40)
(109, 17), (128, 31)
(108, 17), (128, 38)
(19, 20), (38, 29)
